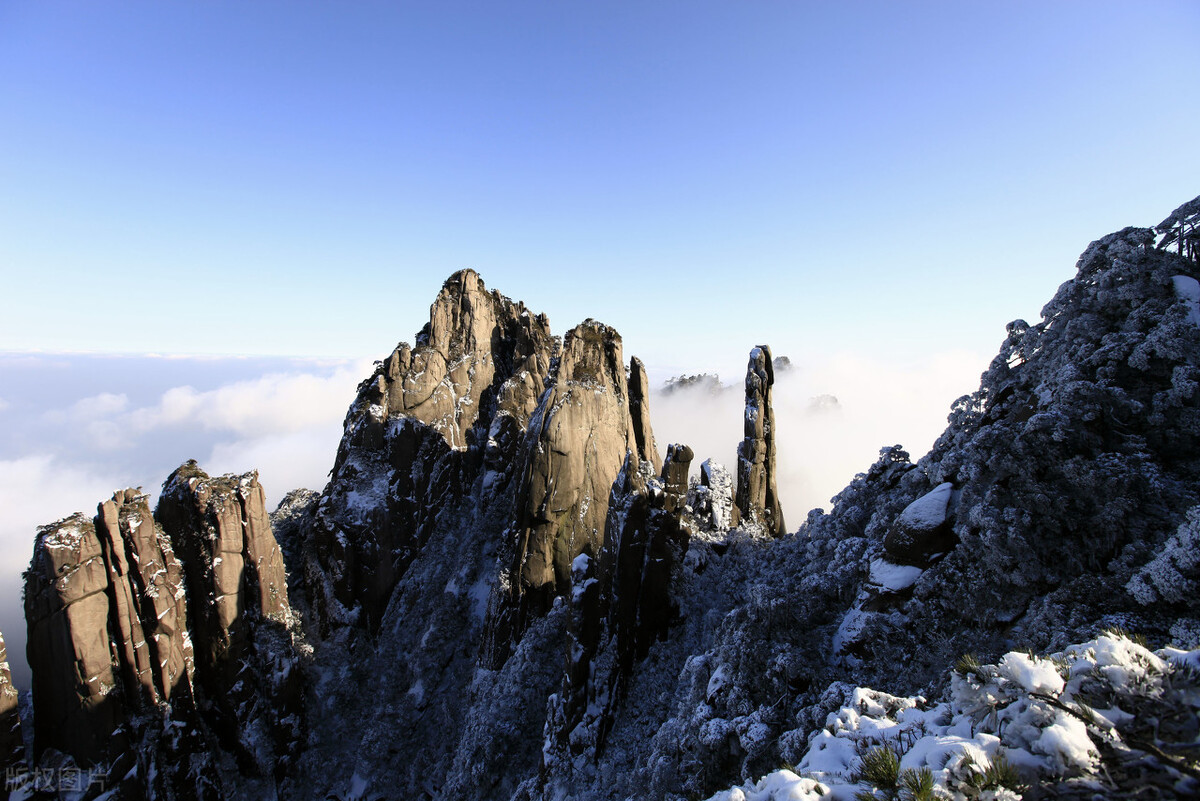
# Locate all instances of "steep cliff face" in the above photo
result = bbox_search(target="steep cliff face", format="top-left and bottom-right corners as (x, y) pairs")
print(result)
(308, 269), (558, 631)
(543, 442), (697, 770)
(156, 462), (304, 779)
(499, 320), (659, 641)
(24, 490), (218, 798)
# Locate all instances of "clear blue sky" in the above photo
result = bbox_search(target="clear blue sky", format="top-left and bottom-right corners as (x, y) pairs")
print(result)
(2, 1), (1199, 375)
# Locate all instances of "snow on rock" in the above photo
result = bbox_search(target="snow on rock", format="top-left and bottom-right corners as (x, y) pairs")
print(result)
(867, 558), (923, 592)
(707, 663), (733, 702)
(1172, 274), (1200, 326)
(895, 482), (953, 529)
(998, 651), (1065, 695)
(704, 769), (829, 801)
(705, 633), (1200, 801)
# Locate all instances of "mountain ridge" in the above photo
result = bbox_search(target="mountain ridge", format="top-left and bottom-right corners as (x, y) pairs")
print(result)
(7, 198), (1200, 799)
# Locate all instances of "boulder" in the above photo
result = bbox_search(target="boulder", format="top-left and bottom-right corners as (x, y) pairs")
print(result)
(883, 482), (956, 566)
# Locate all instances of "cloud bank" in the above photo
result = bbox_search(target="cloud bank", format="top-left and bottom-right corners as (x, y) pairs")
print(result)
(649, 348), (986, 518)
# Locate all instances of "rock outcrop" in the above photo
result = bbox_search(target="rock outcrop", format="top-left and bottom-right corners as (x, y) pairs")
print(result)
(628, 356), (662, 474)
(494, 319), (662, 653)
(24, 490), (219, 799)
(0, 632), (23, 774)
(735, 345), (786, 536)
(22, 195), (1200, 801)
(882, 481), (957, 566)
(309, 269), (558, 631)
(546, 443), (695, 767)
(156, 462), (304, 779)
(25, 491), (194, 764)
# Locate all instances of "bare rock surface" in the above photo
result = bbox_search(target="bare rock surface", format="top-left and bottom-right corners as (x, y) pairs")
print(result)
(0, 632), (23, 774)
(25, 491), (195, 765)
(156, 461), (305, 780)
(23, 490), (219, 799)
(493, 320), (664, 655)
(735, 345), (786, 537)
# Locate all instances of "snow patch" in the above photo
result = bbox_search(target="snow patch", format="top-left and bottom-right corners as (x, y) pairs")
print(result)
(896, 482), (952, 529)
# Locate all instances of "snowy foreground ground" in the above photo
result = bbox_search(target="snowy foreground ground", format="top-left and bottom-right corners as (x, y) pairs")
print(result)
(705, 634), (1200, 800)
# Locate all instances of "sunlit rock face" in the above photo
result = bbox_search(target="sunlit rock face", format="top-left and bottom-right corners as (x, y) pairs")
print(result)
(736, 344), (786, 537)
(0, 632), (23, 773)
(486, 318), (667, 662)
(308, 268), (559, 632)
(23, 489), (212, 797)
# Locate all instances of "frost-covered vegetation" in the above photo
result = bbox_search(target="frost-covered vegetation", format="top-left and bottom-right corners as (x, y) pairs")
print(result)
(705, 633), (1200, 800)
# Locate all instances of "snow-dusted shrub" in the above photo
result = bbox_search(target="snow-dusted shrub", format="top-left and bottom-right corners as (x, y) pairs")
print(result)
(1127, 505), (1200, 605)
(704, 633), (1200, 801)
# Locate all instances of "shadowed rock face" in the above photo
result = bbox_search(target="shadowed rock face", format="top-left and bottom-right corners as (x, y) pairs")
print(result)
(547, 445), (694, 763)
(0, 633), (23, 773)
(24, 490), (195, 766)
(629, 356), (662, 474)
(736, 345), (786, 537)
(309, 269), (559, 631)
(156, 461), (304, 778)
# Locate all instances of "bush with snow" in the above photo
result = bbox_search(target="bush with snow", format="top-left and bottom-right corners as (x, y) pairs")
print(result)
(706, 633), (1200, 800)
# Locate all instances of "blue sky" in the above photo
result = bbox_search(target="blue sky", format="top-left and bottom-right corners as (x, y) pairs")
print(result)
(1, 1), (1199, 688)
(3, 1), (1198, 371)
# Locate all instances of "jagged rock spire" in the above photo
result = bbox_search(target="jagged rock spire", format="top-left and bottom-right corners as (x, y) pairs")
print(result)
(629, 356), (662, 472)
(156, 461), (303, 777)
(312, 268), (558, 631)
(736, 345), (786, 537)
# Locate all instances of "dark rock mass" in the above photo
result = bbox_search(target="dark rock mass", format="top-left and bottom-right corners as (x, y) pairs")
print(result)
(735, 344), (786, 536)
